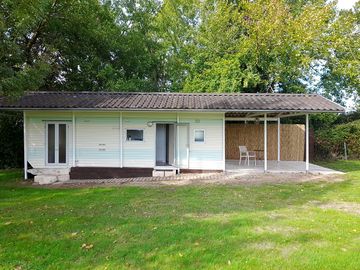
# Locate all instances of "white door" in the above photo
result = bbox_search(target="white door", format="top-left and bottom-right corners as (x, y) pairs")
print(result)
(46, 122), (69, 165)
(156, 124), (167, 165)
(176, 124), (189, 168)
(168, 124), (175, 165)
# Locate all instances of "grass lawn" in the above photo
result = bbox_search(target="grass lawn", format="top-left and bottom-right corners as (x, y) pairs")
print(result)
(1, 161), (360, 270)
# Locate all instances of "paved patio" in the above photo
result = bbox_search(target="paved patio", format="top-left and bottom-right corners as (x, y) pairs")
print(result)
(226, 160), (342, 175)
(41, 160), (342, 187)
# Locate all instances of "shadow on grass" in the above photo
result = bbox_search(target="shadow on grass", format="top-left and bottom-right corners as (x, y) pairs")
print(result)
(0, 169), (22, 182)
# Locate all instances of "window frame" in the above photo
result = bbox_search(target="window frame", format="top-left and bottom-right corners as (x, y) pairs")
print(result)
(193, 129), (205, 143)
(126, 129), (144, 142)
(45, 121), (69, 166)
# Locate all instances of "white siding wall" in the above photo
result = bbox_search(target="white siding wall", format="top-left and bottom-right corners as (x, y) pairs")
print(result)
(179, 113), (224, 170)
(26, 111), (73, 168)
(75, 112), (120, 167)
(122, 112), (176, 167)
(25, 111), (225, 170)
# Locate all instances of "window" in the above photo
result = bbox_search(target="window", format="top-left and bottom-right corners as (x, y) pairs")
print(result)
(126, 129), (144, 141)
(47, 124), (55, 163)
(194, 129), (205, 143)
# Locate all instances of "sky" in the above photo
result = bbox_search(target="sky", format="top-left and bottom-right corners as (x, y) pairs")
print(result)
(337, 0), (358, 10)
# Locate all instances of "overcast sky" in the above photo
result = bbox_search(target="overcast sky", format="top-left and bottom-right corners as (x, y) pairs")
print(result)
(337, 0), (358, 9)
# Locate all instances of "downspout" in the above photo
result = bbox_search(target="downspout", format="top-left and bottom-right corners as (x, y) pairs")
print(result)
(120, 112), (123, 168)
(305, 114), (309, 173)
(264, 113), (268, 172)
(72, 112), (76, 167)
(176, 113), (180, 169)
(23, 111), (28, 180)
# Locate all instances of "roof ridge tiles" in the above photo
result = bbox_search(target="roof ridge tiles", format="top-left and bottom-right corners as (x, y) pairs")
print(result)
(26, 91), (319, 97)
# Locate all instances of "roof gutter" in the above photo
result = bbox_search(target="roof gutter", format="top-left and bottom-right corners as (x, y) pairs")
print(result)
(0, 107), (345, 113)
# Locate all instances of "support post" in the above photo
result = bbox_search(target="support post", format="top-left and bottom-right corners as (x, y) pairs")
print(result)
(222, 113), (226, 171)
(264, 113), (268, 172)
(23, 111), (28, 180)
(176, 113), (180, 167)
(120, 112), (123, 168)
(306, 114), (309, 172)
(186, 123), (190, 169)
(277, 117), (281, 162)
(72, 112), (76, 167)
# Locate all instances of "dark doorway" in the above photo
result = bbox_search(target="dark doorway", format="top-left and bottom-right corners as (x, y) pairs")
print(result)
(156, 124), (175, 166)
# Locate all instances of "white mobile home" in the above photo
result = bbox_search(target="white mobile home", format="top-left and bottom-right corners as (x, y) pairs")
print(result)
(0, 92), (344, 182)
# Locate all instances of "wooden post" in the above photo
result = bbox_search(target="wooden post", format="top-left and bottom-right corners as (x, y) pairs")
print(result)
(306, 114), (309, 172)
(222, 113), (226, 171)
(344, 142), (348, 160)
(120, 112), (123, 168)
(277, 117), (280, 162)
(23, 111), (28, 180)
(264, 113), (268, 172)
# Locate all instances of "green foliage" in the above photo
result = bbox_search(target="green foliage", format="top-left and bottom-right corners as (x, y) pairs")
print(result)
(0, 169), (22, 184)
(0, 0), (358, 98)
(320, 1), (360, 102)
(315, 119), (360, 160)
(0, 112), (23, 168)
(0, 0), (162, 96)
(157, 0), (359, 98)
(310, 113), (339, 130)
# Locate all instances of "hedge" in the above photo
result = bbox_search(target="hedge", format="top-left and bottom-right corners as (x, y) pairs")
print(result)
(0, 112), (23, 169)
(315, 119), (360, 160)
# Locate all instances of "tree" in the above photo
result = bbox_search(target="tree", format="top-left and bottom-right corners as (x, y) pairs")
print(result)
(319, 1), (360, 103)
(103, 0), (163, 92)
(0, 112), (23, 168)
(0, 0), (112, 95)
(1, 0), (358, 100)
(0, 0), (163, 96)
(156, 0), (359, 100)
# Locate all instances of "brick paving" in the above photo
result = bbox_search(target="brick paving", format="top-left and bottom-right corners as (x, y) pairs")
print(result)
(47, 170), (343, 187)
(59, 172), (239, 186)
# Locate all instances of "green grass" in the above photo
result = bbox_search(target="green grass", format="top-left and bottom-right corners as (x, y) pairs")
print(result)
(0, 169), (22, 183)
(1, 161), (360, 270)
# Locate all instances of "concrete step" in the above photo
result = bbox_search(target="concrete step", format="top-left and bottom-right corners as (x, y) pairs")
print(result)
(57, 174), (70, 182)
(28, 168), (70, 176)
(152, 169), (177, 177)
(34, 174), (70, 185)
(34, 175), (58, 185)
(31, 168), (70, 185)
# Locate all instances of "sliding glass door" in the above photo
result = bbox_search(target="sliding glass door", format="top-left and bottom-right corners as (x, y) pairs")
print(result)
(46, 122), (68, 165)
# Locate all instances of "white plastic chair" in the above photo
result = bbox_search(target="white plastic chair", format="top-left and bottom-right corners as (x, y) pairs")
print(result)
(239, 146), (256, 166)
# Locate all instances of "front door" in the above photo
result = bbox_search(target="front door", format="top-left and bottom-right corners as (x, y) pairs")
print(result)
(156, 124), (167, 165)
(177, 124), (189, 168)
(155, 124), (176, 166)
(46, 122), (69, 165)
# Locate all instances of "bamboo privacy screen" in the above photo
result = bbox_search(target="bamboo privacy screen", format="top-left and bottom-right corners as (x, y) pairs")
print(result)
(225, 123), (305, 161)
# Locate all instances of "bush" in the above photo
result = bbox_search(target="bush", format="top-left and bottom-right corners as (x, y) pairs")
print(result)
(0, 112), (23, 168)
(315, 120), (360, 160)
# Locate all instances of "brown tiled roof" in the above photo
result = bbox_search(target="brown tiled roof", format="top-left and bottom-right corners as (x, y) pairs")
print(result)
(0, 92), (345, 113)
